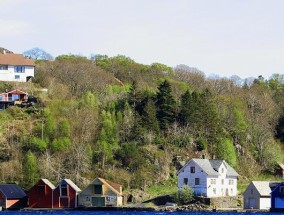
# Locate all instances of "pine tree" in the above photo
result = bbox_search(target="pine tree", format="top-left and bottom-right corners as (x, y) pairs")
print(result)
(156, 80), (176, 130)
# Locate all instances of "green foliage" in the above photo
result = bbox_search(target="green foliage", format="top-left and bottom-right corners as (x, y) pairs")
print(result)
(27, 136), (47, 152)
(174, 186), (194, 205)
(215, 138), (237, 167)
(22, 151), (39, 188)
(55, 54), (90, 62)
(156, 80), (176, 130)
(196, 138), (207, 151)
(1, 51), (284, 193)
(115, 143), (143, 171)
(80, 91), (98, 109)
(262, 141), (283, 172)
(147, 177), (178, 198)
(57, 118), (71, 138)
(50, 137), (71, 151)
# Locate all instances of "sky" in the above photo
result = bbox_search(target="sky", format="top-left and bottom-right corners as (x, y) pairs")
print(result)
(1, 0), (284, 79)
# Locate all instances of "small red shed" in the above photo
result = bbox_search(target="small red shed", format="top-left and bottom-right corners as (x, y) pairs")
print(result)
(28, 179), (55, 208)
(53, 179), (81, 208)
(0, 184), (27, 209)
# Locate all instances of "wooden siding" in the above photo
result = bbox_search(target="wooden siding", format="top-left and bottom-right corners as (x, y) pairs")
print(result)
(78, 178), (123, 207)
(29, 179), (54, 208)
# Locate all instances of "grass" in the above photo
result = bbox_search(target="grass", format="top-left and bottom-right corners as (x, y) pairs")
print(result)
(147, 177), (178, 198)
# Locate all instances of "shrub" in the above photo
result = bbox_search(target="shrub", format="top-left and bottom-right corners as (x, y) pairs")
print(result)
(174, 185), (194, 205)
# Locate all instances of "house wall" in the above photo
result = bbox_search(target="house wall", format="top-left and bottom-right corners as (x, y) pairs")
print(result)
(0, 192), (6, 208)
(29, 180), (53, 208)
(78, 179), (122, 207)
(0, 65), (34, 82)
(271, 184), (284, 209)
(178, 160), (238, 198)
(178, 160), (208, 196)
(53, 183), (79, 208)
(243, 183), (259, 209)
(259, 197), (271, 210)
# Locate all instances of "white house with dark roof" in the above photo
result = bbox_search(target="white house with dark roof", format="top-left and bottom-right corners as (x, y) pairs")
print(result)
(0, 52), (35, 82)
(177, 158), (239, 197)
(243, 181), (280, 210)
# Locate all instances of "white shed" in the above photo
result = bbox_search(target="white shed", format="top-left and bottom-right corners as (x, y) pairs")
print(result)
(243, 181), (279, 210)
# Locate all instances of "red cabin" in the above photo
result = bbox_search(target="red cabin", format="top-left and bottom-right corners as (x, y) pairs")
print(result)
(28, 179), (55, 208)
(0, 89), (28, 110)
(53, 179), (81, 208)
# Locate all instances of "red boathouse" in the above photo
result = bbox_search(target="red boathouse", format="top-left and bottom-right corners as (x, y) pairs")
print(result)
(28, 179), (55, 208)
(53, 179), (81, 208)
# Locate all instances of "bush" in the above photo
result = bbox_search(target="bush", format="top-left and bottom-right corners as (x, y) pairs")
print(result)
(196, 138), (207, 151)
(50, 137), (71, 151)
(174, 185), (194, 205)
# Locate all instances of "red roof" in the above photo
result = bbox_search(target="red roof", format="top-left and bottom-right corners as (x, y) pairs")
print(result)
(98, 178), (122, 195)
(0, 53), (35, 66)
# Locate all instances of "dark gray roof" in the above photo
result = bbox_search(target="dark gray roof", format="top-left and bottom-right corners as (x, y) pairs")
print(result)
(0, 184), (26, 199)
(192, 159), (219, 176)
(178, 158), (239, 177)
(222, 160), (239, 177)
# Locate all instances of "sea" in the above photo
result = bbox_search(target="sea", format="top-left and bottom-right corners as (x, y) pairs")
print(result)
(0, 211), (284, 215)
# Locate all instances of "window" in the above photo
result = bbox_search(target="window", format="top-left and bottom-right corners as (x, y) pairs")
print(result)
(195, 178), (200, 185)
(61, 184), (68, 196)
(229, 180), (234, 185)
(0, 65), (8, 70)
(251, 189), (253, 195)
(221, 179), (224, 185)
(94, 185), (102, 194)
(38, 185), (45, 195)
(190, 167), (195, 173)
(14, 66), (25, 73)
(183, 178), (188, 185)
(211, 179), (216, 185)
(221, 168), (224, 173)
(213, 188), (216, 195)
(280, 187), (284, 196)
(15, 75), (20, 79)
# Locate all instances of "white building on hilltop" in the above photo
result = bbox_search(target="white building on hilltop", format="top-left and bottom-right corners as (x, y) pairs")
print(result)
(0, 51), (35, 82)
(177, 158), (239, 197)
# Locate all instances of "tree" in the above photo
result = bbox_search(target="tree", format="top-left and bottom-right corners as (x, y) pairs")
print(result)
(22, 151), (39, 188)
(174, 186), (194, 205)
(23, 47), (53, 60)
(156, 80), (176, 130)
(215, 138), (237, 167)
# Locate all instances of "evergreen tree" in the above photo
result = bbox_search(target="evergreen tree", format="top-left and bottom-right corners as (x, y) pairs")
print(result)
(156, 80), (176, 130)
(143, 99), (159, 133)
(22, 151), (39, 188)
(179, 90), (193, 125)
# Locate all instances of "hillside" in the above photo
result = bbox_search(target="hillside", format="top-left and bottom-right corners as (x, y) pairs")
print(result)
(0, 53), (283, 198)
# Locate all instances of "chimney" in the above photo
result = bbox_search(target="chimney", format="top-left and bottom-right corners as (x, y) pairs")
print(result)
(202, 154), (206, 159)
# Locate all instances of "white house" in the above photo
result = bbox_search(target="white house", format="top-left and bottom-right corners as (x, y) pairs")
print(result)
(0, 52), (35, 82)
(243, 181), (279, 210)
(177, 158), (239, 197)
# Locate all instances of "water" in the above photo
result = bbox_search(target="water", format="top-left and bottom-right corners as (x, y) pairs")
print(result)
(0, 211), (284, 215)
